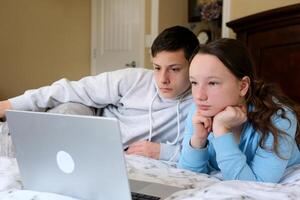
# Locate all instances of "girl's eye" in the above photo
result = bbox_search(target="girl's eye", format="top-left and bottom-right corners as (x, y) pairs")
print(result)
(208, 81), (219, 86)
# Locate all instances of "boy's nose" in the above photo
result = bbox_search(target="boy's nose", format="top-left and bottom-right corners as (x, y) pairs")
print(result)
(160, 71), (170, 84)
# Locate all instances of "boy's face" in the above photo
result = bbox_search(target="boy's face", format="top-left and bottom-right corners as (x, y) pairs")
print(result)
(152, 50), (190, 99)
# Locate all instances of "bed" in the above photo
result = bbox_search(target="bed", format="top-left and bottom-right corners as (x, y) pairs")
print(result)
(0, 142), (300, 200)
(1, 122), (300, 200)
(1, 4), (300, 200)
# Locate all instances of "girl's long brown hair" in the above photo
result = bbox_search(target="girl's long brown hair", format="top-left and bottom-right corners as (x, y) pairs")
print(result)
(192, 38), (300, 156)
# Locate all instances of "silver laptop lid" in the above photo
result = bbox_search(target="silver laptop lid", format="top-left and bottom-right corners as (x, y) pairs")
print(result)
(6, 110), (132, 200)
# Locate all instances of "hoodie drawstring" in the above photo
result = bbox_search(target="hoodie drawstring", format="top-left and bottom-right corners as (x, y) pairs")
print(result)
(166, 99), (181, 145)
(148, 92), (183, 146)
(148, 92), (158, 141)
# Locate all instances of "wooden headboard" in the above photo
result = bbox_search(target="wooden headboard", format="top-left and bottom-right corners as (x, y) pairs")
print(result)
(227, 4), (300, 104)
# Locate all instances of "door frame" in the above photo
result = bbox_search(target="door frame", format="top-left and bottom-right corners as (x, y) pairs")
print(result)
(221, 0), (232, 38)
(90, 0), (146, 75)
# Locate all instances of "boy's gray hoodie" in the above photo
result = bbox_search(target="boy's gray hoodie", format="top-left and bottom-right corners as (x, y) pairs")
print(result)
(9, 68), (193, 161)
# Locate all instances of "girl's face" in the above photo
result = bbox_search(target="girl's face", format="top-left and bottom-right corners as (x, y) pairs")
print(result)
(189, 54), (249, 117)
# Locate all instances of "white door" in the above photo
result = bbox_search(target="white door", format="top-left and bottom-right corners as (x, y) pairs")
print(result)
(91, 0), (145, 75)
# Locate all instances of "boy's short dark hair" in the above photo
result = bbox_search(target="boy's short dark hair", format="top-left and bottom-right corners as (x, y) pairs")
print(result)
(151, 26), (199, 61)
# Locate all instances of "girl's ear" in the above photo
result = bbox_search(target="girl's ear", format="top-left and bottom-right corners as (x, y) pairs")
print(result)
(239, 76), (250, 97)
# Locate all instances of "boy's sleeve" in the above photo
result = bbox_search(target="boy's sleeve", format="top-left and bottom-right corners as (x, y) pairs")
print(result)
(159, 143), (181, 161)
(9, 69), (133, 111)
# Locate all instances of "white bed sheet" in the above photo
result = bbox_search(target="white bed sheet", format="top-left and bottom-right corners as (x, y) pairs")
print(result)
(1, 122), (300, 200)
(0, 155), (300, 200)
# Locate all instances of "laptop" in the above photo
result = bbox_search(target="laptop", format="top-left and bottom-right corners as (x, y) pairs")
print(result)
(6, 110), (183, 200)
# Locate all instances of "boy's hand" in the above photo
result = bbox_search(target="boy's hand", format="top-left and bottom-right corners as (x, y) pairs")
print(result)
(126, 141), (160, 159)
(0, 100), (12, 119)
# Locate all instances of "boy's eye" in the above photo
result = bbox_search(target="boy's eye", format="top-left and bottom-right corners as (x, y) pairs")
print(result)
(171, 68), (180, 72)
(154, 66), (160, 71)
(190, 81), (197, 85)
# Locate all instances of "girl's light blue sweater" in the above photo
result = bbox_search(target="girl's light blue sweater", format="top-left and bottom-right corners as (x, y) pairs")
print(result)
(178, 103), (300, 183)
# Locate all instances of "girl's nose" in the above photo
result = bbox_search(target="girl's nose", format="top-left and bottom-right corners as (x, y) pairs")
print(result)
(194, 86), (208, 101)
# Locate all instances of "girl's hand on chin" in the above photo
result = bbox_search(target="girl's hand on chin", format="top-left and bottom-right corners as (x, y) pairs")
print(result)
(191, 107), (212, 148)
(212, 105), (247, 137)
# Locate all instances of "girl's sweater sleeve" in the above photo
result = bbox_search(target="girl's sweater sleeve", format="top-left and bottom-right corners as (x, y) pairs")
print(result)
(212, 109), (297, 183)
(178, 104), (210, 173)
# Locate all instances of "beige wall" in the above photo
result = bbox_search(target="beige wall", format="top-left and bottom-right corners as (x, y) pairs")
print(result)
(158, 0), (189, 32)
(4, 1), (297, 99)
(144, 0), (189, 69)
(144, 0), (152, 69)
(0, 0), (90, 100)
(228, 0), (300, 37)
(230, 0), (300, 20)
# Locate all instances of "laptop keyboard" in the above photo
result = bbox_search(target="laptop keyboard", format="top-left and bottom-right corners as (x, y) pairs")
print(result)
(131, 192), (161, 200)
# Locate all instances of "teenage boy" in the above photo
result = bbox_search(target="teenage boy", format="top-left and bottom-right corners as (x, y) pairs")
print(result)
(0, 26), (199, 161)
